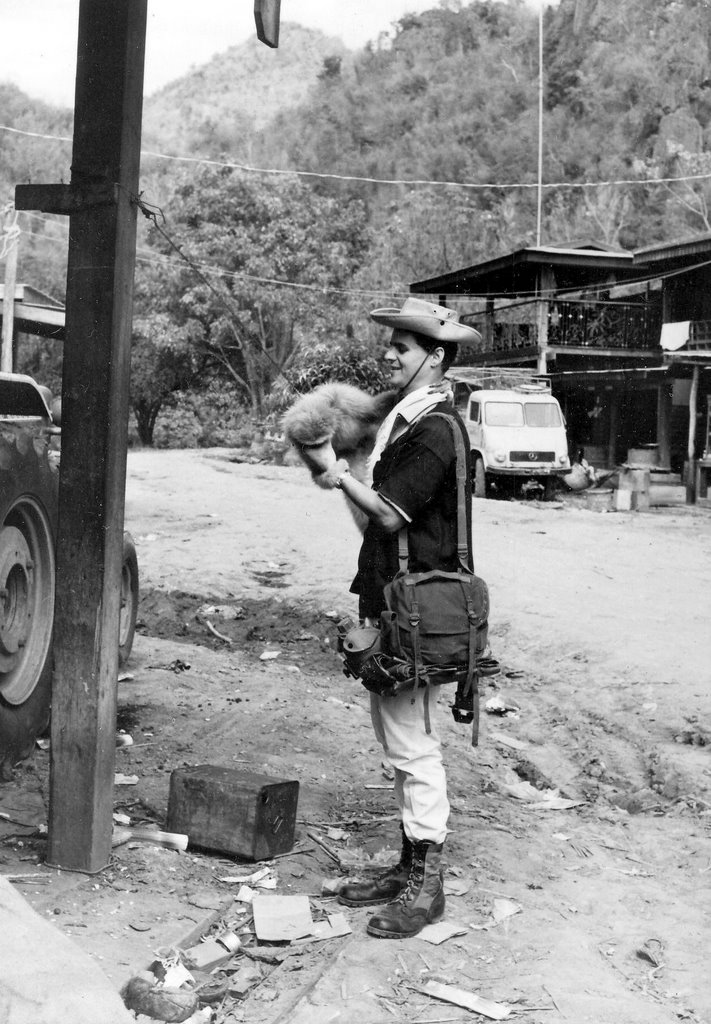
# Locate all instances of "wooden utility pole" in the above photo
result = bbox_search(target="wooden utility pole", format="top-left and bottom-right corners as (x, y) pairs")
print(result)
(15, 0), (147, 872)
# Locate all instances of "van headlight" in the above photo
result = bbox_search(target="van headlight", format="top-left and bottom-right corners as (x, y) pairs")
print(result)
(558, 454), (568, 464)
(495, 450), (506, 463)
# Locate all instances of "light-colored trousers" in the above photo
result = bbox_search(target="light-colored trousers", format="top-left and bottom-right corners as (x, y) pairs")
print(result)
(369, 684), (449, 845)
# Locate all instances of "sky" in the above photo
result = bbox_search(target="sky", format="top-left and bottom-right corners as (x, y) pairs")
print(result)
(1, 0), (552, 107)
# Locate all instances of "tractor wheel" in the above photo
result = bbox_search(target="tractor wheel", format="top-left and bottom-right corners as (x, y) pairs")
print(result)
(119, 532), (139, 668)
(0, 439), (58, 774)
(473, 456), (487, 499)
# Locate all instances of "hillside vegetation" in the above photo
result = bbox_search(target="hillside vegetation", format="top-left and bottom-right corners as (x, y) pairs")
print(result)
(2, 0), (711, 437)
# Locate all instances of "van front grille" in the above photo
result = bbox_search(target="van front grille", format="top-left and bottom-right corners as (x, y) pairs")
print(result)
(509, 451), (555, 463)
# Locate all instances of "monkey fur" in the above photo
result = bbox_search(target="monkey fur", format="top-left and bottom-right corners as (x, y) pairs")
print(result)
(282, 383), (398, 531)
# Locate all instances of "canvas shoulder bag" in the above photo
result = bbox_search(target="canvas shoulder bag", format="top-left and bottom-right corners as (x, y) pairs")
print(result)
(339, 412), (489, 745)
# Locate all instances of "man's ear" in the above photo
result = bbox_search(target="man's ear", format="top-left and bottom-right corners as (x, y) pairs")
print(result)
(430, 346), (445, 367)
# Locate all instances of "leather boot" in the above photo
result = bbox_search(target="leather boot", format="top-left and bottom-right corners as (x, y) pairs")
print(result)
(338, 826), (413, 908)
(366, 839), (445, 938)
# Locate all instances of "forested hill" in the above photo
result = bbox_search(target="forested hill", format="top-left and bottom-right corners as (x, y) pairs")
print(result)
(3, 0), (711, 297)
(142, 22), (347, 157)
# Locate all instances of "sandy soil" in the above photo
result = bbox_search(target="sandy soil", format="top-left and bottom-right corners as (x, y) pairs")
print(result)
(2, 447), (711, 1024)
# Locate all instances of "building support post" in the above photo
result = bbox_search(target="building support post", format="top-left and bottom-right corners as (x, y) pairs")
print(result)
(15, 0), (147, 872)
(536, 267), (555, 375)
(656, 379), (672, 471)
(485, 297), (495, 350)
(607, 389), (620, 467)
(686, 365), (699, 504)
(536, 298), (549, 374)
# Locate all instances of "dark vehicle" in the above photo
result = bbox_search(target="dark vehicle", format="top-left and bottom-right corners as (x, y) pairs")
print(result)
(0, 372), (138, 772)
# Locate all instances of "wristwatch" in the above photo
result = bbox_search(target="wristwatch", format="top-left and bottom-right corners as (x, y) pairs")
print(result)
(335, 467), (351, 489)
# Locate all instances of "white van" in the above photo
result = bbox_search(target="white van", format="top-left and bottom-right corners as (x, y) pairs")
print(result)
(448, 370), (570, 499)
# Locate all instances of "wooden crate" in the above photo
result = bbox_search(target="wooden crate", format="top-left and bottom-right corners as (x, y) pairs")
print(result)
(167, 765), (299, 861)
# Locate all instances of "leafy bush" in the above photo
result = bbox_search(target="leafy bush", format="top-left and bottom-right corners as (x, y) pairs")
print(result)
(268, 342), (389, 415)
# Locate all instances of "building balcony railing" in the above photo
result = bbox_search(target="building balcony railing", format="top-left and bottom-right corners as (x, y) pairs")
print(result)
(547, 301), (662, 350)
(689, 320), (711, 349)
(481, 301), (663, 354)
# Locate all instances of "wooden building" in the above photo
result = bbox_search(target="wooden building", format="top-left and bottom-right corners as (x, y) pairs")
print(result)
(411, 238), (711, 480)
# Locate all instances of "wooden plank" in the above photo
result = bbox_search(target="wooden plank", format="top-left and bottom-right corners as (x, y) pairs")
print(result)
(45, 0), (147, 873)
(1, 207), (18, 372)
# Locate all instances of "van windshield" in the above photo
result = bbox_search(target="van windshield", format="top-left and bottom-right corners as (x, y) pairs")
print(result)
(484, 401), (562, 427)
(484, 402), (524, 426)
(525, 402), (562, 427)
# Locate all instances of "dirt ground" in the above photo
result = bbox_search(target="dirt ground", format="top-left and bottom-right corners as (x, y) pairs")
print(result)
(2, 447), (711, 1024)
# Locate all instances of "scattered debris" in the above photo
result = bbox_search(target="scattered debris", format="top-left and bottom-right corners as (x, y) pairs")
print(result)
(218, 866), (274, 886)
(443, 877), (471, 897)
(116, 732), (134, 747)
(148, 658), (191, 673)
(321, 876), (347, 896)
(418, 920), (469, 944)
(489, 731), (527, 750)
(205, 620), (233, 645)
(300, 912), (352, 942)
(183, 931), (241, 971)
(252, 893), (313, 942)
(492, 898), (522, 924)
(114, 773), (140, 786)
(259, 650), (281, 661)
(416, 980), (511, 1020)
(118, 671), (135, 682)
(636, 937), (664, 968)
(112, 826), (188, 852)
(500, 776), (584, 810)
(198, 603), (245, 621)
(35, 738), (50, 751)
(121, 970), (199, 1022)
(485, 694), (520, 716)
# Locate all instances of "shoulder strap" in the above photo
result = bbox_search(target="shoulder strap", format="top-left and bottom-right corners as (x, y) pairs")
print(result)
(396, 411), (472, 575)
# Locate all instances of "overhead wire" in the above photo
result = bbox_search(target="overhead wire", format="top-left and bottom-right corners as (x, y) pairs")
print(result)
(3, 121), (711, 192)
(8, 125), (711, 317)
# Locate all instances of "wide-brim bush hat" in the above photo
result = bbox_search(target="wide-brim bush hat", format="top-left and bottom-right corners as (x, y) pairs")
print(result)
(370, 296), (482, 344)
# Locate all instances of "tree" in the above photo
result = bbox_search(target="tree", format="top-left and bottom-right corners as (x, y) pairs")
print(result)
(129, 306), (208, 445)
(139, 168), (369, 415)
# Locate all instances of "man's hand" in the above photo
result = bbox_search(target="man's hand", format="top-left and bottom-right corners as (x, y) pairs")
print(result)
(315, 458), (350, 490)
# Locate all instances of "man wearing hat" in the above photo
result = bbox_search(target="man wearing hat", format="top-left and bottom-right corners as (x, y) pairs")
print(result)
(316, 297), (481, 939)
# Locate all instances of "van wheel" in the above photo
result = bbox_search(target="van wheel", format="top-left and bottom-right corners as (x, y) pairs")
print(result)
(474, 457), (487, 499)
(543, 477), (557, 501)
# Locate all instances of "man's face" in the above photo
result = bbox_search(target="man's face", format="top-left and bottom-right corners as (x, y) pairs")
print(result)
(383, 330), (440, 392)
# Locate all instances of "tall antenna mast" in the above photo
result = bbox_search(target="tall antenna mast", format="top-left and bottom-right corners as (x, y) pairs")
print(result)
(536, 3), (544, 246)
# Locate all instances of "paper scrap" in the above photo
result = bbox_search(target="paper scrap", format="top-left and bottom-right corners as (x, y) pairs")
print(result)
(219, 866), (272, 885)
(501, 780), (584, 810)
(489, 731), (527, 750)
(114, 773), (139, 786)
(235, 885), (257, 903)
(444, 878), (471, 897)
(419, 980), (511, 1020)
(252, 894), (313, 942)
(184, 937), (237, 971)
(492, 898), (522, 923)
(321, 877), (347, 896)
(418, 920), (469, 944)
(163, 962), (194, 988)
(304, 913), (352, 941)
(259, 650), (281, 661)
